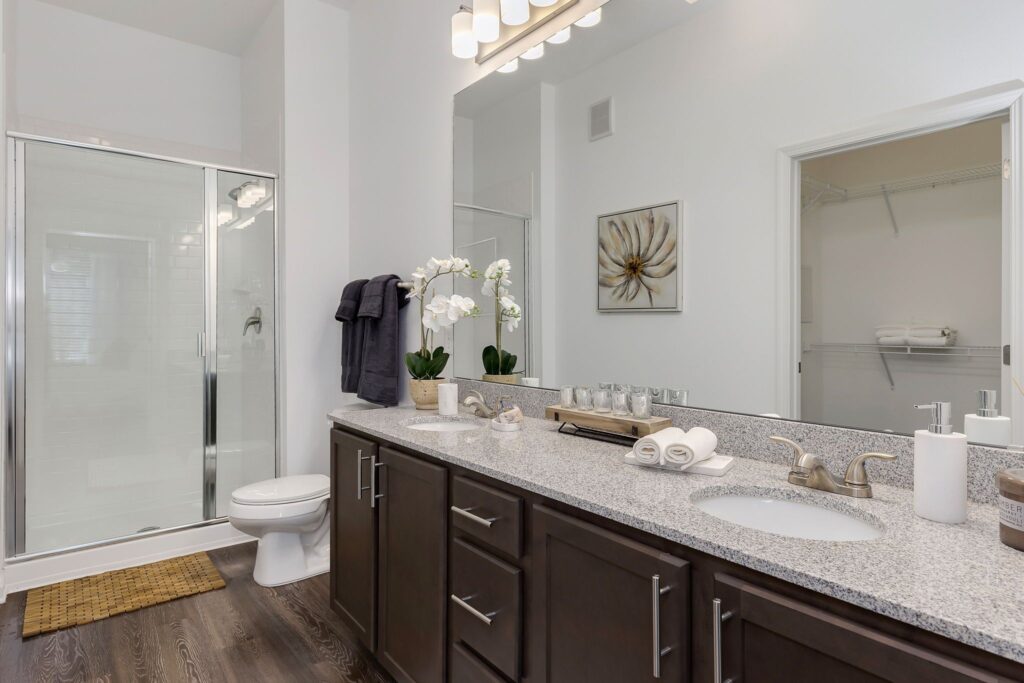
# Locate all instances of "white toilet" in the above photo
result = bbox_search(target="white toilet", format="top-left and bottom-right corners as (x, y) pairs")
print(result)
(227, 474), (331, 587)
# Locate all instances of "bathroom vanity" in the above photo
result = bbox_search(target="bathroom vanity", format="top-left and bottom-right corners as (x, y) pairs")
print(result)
(327, 407), (1024, 683)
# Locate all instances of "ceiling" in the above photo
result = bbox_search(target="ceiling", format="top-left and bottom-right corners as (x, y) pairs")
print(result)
(37, 0), (278, 55)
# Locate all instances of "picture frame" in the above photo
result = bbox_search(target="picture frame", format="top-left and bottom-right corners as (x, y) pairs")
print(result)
(597, 201), (682, 312)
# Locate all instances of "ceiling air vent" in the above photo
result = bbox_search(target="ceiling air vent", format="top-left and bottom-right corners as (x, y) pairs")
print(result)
(589, 97), (614, 141)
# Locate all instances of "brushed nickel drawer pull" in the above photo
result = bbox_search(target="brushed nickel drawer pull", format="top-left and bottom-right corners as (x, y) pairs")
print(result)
(356, 450), (372, 500)
(450, 505), (498, 527)
(451, 594), (496, 626)
(712, 597), (735, 683)
(652, 575), (674, 678)
(370, 455), (384, 508)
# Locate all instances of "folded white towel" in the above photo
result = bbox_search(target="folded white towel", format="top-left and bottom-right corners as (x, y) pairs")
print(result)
(663, 427), (718, 470)
(907, 334), (957, 347)
(877, 335), (909, 345)
(875, 324), (909, 336)
(633, 427), (686, 466)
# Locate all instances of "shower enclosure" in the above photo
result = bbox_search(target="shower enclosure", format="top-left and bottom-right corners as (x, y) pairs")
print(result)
(5, 136), (278, 557)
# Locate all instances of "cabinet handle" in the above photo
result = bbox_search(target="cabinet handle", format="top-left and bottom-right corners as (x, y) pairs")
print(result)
(370, 455), (384, 508)
(450, 505), (498, 527)
(652, 575), (673, 678)
(356, 450), (372, 500)
(712, 597), (735, 683)
(451, 594), (495, 626)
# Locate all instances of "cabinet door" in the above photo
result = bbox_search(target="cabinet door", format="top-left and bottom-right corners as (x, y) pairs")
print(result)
(533, 505), (690, 683)
(329, 429), (378, 651)
(712, 573), (1003, 683)
(378, 447), (448, 683)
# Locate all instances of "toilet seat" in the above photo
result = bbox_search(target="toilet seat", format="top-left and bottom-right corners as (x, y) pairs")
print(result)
(228, 494), (328, 521)
(231, 474), (330, 505)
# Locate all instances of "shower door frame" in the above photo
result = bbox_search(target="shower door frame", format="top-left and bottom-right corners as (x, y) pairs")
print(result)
(3, 133), (281, 560)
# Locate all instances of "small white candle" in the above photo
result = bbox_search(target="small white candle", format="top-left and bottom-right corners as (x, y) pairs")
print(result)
(438, 383), (459, 416)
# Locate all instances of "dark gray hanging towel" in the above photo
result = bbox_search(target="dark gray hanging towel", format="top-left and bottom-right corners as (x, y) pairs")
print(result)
(336, 278), (369, 393)
(356, 274), (409, 406)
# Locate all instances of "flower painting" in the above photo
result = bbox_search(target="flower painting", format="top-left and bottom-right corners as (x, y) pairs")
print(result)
(597, 202), (681, 311)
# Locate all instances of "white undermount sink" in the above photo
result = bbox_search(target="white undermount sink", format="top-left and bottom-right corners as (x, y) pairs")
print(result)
(693, 493), (883, 541)
(405, 420), (481, 433)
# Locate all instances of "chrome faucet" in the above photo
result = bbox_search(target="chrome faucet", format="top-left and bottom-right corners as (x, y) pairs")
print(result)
(463, 390), (498, 419)
(769, 436), (896, 499)
(243, 306), (263, 336)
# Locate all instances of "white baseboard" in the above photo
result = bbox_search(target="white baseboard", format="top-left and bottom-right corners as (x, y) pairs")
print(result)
(1, 521), (254, 598)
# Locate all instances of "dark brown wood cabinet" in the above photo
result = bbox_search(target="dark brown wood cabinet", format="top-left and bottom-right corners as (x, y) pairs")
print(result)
(330, 424), (1024, 683)
(532, 505), (690, 683)
(329, 429), (378, 650)
(377, 447), (448, 683)
(711, 573), (1004, 683)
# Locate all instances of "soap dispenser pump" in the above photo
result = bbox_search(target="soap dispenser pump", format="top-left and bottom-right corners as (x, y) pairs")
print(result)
(964, 390), (1012, 447)
(913, 401), (967, 524)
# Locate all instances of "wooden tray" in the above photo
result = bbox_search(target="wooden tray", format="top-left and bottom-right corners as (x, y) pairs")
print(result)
(545, 405), (671, 437)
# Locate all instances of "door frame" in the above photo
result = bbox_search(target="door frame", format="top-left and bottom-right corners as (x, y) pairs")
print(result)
(776, 81), (1024, 431)
(3, 133), (281, 560)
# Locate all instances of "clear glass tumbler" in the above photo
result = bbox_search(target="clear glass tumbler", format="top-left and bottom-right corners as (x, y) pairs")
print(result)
(560, 385), (575, 409)
(593, 389), (611, 413)
(612, 390), (629, 415)
(575, 386), (594, 411)
(631, 391), (652, 419)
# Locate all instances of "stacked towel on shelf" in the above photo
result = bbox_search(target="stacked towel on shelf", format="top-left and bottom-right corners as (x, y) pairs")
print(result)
(874, 323), (957, 347)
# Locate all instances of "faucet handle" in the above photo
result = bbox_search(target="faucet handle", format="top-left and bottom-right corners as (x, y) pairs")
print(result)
(769, 435), (805, 457)
(769, 436), (813, 473)
(843, 452), (897, 488)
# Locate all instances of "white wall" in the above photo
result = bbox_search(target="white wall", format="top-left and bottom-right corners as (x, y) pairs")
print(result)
(6, 0), (243, 166)
(279, 0), (350, 476)
(241, 1), (284, 173)
(346, 0), (1024, 409)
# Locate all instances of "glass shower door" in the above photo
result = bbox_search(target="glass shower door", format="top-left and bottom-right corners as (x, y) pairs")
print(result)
(213, 170), (277, 516)
(20, 141), (207, 554)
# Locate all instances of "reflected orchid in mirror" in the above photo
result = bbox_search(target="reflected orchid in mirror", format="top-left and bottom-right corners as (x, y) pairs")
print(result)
(481, 259), (522, 376)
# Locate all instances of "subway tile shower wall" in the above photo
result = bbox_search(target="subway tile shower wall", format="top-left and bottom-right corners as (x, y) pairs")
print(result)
(457, 379), (1024, 505)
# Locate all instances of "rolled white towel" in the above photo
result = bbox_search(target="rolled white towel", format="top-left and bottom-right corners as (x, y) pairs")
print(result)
(634, 427), (686, 466)
(875, 324), (909, 337)
(877, 335), (908, 345)
(907, 334), (956, 347)
(663, 427), (718, 470)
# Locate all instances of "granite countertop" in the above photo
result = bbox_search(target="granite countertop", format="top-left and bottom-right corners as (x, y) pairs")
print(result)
(328, 406), (1024, 664)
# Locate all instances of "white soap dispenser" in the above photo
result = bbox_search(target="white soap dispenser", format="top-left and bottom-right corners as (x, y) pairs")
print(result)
(964, 390), (1012, 447)
(913, 401), (967, 524)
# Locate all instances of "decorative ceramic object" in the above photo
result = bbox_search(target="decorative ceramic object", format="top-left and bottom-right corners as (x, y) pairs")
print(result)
(410, 378), (446, 410)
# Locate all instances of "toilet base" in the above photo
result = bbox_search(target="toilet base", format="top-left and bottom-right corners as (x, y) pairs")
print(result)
(253, 530), (330, 587)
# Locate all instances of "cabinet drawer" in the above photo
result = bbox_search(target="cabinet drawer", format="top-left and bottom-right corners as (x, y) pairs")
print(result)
(451, 476), (523, 558)
(450, 642), (506, 683)
(450, 538), (522, 681)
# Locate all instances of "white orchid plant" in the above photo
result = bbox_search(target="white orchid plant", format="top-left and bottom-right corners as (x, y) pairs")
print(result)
(405, 256), (480, 380)
(481, 259), (522, 376)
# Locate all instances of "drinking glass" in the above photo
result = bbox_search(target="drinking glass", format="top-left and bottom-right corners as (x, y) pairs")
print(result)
(575, 386), (594, 411)
(612, 390), (629, 415)
(560, 385), (575, 409)
(631, 391), (651, 419)
(593, 389), (611, 413)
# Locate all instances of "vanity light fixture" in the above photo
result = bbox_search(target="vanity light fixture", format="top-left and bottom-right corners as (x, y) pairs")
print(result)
(497, 58), (520, 73)
(529, 0), (557, 6)
(521, 42), (545, 59)
(500, 0), (530, 26)
(451, 6), (478, 58)
(230, 180), (268, 209)
(546, 25), (571, 44)
(574, 8), (601, 27)
(473, 0), (501, 43)
(217, 203), (235, 227)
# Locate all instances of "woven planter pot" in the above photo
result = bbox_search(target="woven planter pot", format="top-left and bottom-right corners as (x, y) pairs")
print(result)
(409, 378), (446, 410)
(482, 373), (519, 385)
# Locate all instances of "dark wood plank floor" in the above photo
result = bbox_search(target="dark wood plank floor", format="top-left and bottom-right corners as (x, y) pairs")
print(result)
(0, 542), (393, 683)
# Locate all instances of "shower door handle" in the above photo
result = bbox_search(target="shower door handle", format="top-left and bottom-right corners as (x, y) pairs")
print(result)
(196, 332), (206, 358)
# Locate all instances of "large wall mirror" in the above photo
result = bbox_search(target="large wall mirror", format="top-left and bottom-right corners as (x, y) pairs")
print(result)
(452, 0), (1022, 448)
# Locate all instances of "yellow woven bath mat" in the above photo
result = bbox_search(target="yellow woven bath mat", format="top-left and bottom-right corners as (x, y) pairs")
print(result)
(22, 551), (226, 637)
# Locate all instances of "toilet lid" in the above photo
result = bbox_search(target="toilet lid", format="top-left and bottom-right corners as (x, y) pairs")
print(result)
(231, 474), (330, 505)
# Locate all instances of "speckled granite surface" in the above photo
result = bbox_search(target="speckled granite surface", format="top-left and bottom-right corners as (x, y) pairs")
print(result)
(459, 379), (1024, 505)
(328, 405), (1024, 664)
